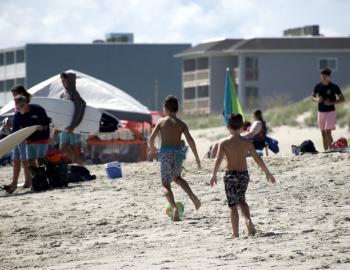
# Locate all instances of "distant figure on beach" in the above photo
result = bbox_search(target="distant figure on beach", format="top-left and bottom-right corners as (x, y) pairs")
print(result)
(149, 95), (201, 221)
(204, 143), (219, 159)
(311, 68), (345, 151)
(210, 113), (275, 238)
(59, 72), (86, 164)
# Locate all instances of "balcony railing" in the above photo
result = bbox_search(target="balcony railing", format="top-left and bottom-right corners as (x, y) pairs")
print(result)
(182, 69), (209, 88)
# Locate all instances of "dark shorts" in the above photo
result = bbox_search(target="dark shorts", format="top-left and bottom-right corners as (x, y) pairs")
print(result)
(224, 170), (250, 207)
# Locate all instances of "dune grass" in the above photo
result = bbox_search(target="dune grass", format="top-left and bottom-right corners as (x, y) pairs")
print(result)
(265, 86), (350, 129)
(182, 86), (350, 130)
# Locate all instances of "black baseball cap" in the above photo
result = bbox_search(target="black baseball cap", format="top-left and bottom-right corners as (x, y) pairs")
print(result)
(321, 68), (331, 76)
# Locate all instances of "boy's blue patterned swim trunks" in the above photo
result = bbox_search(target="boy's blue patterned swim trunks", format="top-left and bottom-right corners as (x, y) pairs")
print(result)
(159, 146), (185, 182)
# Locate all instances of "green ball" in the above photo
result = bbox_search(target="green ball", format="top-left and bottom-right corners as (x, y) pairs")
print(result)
(165, 201), (185, 220)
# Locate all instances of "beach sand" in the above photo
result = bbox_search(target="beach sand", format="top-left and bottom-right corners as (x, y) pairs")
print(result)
(0, 126), (350, 270)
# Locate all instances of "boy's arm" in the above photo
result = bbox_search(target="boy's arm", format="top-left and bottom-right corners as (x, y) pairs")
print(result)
(324, 93), (345, 105)
(149, 122), (161, 154)
(183, 125), (201, 169)
(311, 87), (323, 103)
(210, 142), (225, 186)
(248, 142), (275, 183)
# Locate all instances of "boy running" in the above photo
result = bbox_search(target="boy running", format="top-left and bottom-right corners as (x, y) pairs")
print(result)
(210, 113), (275, 238)
(149, 95), (201, 221)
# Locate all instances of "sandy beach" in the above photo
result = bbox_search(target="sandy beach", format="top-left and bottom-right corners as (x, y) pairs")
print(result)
(0, 126), (350, 270)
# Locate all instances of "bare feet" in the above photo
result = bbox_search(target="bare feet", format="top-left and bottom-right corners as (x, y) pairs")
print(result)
(5, 183), (17, 194)
(232, 233), (239, 238)
(246, 221), (256, 236)
(173, 208), (180, 222)
(192, 197), (201, 210)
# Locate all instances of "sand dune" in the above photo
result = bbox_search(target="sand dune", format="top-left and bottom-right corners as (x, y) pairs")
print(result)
(1, 138), (350, 269)
(190, 125), (350, 159)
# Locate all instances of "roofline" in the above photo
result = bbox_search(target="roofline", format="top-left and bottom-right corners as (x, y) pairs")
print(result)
(174, 50), (235, 59)
(233, 49), (350, 53)
(0, 46), (25, 52)
(25, 42), (191, 46)
(176, 48), (350, 58)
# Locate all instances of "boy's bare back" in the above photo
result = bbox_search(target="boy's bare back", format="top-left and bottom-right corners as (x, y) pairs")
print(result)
(220, 135), (254, 171)
(158, 116), (187, 147)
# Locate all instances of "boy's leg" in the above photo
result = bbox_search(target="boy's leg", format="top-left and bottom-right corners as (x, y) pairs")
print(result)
(230, 206), (239, 238)
(7, 145), (27, 192)
(321, 130), (328, 151)
(325, 130), (333, 150)
(239, 201), (256, 236)
(59, 132), (73, 162)
(7, 159), (21, 193)
(161, 181), (180, 221)
(21, 160), (32, 187)
(173, 176), (201, 210)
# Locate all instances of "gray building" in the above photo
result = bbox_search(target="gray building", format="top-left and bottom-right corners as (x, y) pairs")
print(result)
(175, 37), (350, 114)
(0, 42), (190, 110)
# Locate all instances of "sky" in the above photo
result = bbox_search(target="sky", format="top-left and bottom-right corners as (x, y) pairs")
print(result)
(0, 0), (350, 48)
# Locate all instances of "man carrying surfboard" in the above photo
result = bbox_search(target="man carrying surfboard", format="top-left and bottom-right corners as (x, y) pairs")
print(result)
(59, 72), (86, 164)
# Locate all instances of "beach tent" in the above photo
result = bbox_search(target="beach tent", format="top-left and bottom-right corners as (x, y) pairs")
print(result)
(0, 70), (151, 123)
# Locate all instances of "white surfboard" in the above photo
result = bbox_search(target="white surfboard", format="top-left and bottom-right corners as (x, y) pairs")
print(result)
(0, 125), (39, 158)
(30, 97), (102, 134)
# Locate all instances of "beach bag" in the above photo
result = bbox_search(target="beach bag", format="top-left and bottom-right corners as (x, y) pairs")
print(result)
(67, 165), (96, 183)
(292, 140), (318, 155)
(30, 165), (49, 191)
(332, 137), (348, 149)
(266, 136), (279, 154)
(46, 161), (68, 188)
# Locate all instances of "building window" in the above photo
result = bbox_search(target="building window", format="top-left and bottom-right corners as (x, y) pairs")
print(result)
(183, 59), (195, 72)
(5, 79), (15, 91)
(197, 85), (209, 98)
(0, 80), (4, 92)
(197, 57), (209, 70)
(184, 87), (196, 100)
(16, 77), (25, 86)
(0, 53), (4, 66)
(245, 57), (258, 81)
(5, 51), (15, 65)
(245, 86), (258, 108)
(318, 58), (337, 71)
(16, 49), (25, 63)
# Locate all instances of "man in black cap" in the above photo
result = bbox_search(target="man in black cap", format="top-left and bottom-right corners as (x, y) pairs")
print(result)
(311, 68), (345, 151)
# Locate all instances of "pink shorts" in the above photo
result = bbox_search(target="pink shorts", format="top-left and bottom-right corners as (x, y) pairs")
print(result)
(317, 111), (336, 131)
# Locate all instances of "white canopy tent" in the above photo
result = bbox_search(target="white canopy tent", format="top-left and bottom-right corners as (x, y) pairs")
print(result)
(1, 70), (151, 122)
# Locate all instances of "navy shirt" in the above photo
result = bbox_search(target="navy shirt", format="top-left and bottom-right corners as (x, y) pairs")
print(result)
(313, 82), (342, 112)
(13, 104), (51, 142)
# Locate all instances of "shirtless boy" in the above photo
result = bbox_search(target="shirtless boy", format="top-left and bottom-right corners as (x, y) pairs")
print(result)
(149, 95), (201, 221)
(210, 113), (275, 237)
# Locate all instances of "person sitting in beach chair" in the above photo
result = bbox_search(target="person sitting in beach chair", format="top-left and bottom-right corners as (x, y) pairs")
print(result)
(241, 109), (268, 156)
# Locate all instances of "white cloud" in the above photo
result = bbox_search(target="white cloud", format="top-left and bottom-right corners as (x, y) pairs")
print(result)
(0, 0), (349, 49)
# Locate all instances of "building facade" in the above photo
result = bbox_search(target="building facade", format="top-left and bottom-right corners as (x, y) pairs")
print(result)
(0, 43), (190, 110)
(176, 37), (350, 114)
